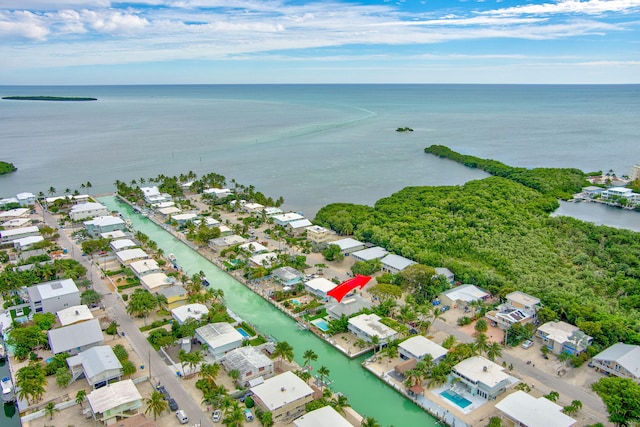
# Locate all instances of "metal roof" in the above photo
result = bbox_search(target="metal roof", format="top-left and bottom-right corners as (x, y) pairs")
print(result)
(87, 379), (142, 414)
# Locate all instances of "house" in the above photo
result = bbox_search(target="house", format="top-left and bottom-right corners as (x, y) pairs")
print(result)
(434, 267), (455, 285)
(28, 278), (81, 314)
(218, 225), (233, 236)
(0, 226), (40, 244)
(208, 235), (247, 251)
(536, 321), (592, 355)
(331, 238), (365, 255)
(140, 272), (175, 292)
(439, 284), (489, 308)
(398, 336), (448, 363)
(195, 322), (244, 359)
(171, 303), (208, 325)
(115, 248), (149, 266)
(582, 186), (604, 198)
(152, 201), (175, 209)
(250, 371), (314, 423)
(13, 235), (44, 251)
(505, 291), (540, 315)
(380, 254), (416, 274)
(264, 207), (283, 217)
(249, 252), (278, 268)
(326, 295), (372, 320)
(157, 206), (181, 219)
(239, 242), (268, 256)
(109, 239), (137, 252)
(171, 213), (198, 226)
(101, 230), (127, 239)
(84, 216), (126, 237)
(48, 318), (104, 355)
(243, 202), (265, 214)
(157, 285), (188, 310)
(0, 208), (30, 219)
(601, 187), (640, 205)
(351, 246), (388, 263)
(591, 343), (640, 382)
(304, 277), (337, 299)
(287, 219), (313, 235)
(195, 217), (220, 228)
(86, 379), (142, 425)
(69, 202), (110, 221)
(305, 225), (334, 245)
(348, 313), (398, 345)
(486, 291), (541, 330)
(272, 212), (305, 227)
(66, 345), (123, 388)
(495, 390), (576, 427)
(57, 304), (94, 326)
(451, 356), (514, 400)
(271, 266), (304, 287)
(129, 259), (161, 278)
(0, 197), (19, 208)
(16, 192), (36, 206)
(203, 188), (232, 198)
(294, 405), (352, 427)
(2, 217), (32, 228)
(221, 346), (274, 386)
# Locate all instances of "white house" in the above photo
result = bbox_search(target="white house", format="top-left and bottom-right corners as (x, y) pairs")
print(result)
(250, 252), (278, 268)
(69, 202), (110, 221)
(439, 284), (489, 308)
(591, 343), (640, 382)
(28, 278), (80, 315)
(351, 246), (388, 262)
(239, 242), (268, 255)
(208, 235), (247, 251)
(116, 248), (149, 266)
(398, 336), (448, 363)
(536, 321), (592, 355)
(0, 226), (40, 244)
(451, 356), (515, 400)
(157, 206), (181, 219)
(86, 379), (142, 425)
(57, 304), (94, 326)
(272, 212), (305, 226)
(195, 322), (244, 359)
(348, 313), (398, 345)
(84, 216), (126, 237)
(287, 219), (313, 235)
(331, 238), (365, 255)
(48, 318), (104, 355)
(110, 239), (137, 252)
(101, 230), (127, 239)
(304, 277), (337, 299)
(66, 345), (123, 388)
(222, 346), (274, 386)
(140, 272), (174, 292)
(16, 192), (36, 206)
(243, 203), (265, 214)
(305, 225), (334, 245)
(171, 213), (198, 225)
(13, 235), (44, 250)
(495, 390), (576, 427)
(381, 254), (417, 274)
(129, 259), (161, 278)
(0, 208), (29, 219)
(251, 371), (314, 423)
(2, 217), (32, 228)
(171, 303), (209, 325)
(294, 405), (352, 427)
(203, 188), (232, 198)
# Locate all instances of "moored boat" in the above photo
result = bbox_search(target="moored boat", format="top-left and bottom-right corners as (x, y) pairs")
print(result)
(1, 376), (15, 404)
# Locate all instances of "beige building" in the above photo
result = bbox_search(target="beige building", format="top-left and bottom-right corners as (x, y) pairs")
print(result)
(250, 371), (314, 423)
(305, 225), (335, 245)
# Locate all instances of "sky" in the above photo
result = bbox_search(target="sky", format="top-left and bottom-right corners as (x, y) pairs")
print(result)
(1, 0), (640, 84)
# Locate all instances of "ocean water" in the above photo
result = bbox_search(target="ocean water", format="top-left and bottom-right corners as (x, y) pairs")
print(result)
(1, 84), (639, 218)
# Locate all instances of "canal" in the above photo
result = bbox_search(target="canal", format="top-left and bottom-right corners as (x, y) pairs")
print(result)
(0, 359), (20, 427)
(102, 196), (438, 427)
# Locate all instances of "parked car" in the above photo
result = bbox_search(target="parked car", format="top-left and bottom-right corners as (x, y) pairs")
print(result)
(176, 409), (189, 424)
(168, 398), (178, 411)
(157, 385), (170, 400)
(440, 305), (451, 312)
(212, 410), (222, 423)
(244, 408), (254, 422)
(521, 339), (534, 349)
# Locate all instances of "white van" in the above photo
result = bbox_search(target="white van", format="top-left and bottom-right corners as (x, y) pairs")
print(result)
(176, 409), (189, 424)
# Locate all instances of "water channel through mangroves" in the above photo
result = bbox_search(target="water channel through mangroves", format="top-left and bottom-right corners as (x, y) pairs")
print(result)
(101, 196), (439, 427)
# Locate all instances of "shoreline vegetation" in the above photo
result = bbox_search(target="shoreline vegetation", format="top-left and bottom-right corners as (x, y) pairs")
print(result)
(1, 96), (97, 101)
(0, 161), (17, 175)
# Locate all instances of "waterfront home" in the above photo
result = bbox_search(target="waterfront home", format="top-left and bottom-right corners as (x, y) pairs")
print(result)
(195, 322), (244, 360)
(69, 202), (109, 221)
(264, 207), (284, 216)
(208, 234), (246, 251)
(439, 284), (489, 309)
(243, 202), (265, 214)
(171, 303), (209, 325)
(250, 371), (314, 423)
(101, 230), (127, 239)
(250, 252), (278, 268)
(157, 206), (181, 219)
(600, 187), (640, 206)
(171, 212), (198, 226)
(16, 192), (36, 206)
(582, 186), (605, 198)
(304, 277), (337, 300)
(195, 216), (220, 228)
(221, 346), (274, 386)
(536, 321), (592, 355)
(48, 318), (104, 355)
(28, 278), (80, 315)
(115, 248), (149, 266)
(218, 225), (233, 236)
(351, 246), (388, 263)
(332, 237), (365, 255)
(84, 216), (126, 237)
(140, 186), (160, 201)
(271, 266), (304, 287)
(450, 356), (514, 400)
(287, 218), (313, 235)
(272, 212), (305, 227)
(495, 390), (576, 427)
(57, 304), (94, 326)
(239, 241), (268, 256)
(67, 345), (123, 388)
(398, 336), (448, 363)
(2, 217), (32, 228)
(157, 285), (188, 310)
(348, 313), (398, 346)
(294, 405), (352, 427)
(305, 225), (334, 245)
(326, 294), (372, 320)
(109, 238), (137, 252)
(140, 272), (175, 292)
(152, 201), (176, 209)
(0, 225), (40, 244)
(591, 342), (640, 382)
(86, 379), (142, 425)
(13, 235), (44, 250)
(0, 207), (30, 219)
(380, 254), (417, 274)
(434, 267), (455, 285)
(203, 187), (232, 198)
(129, 259), (161, 278)
(0, 197), (19, 207)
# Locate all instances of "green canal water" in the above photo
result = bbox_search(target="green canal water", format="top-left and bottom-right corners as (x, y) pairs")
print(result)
(0, 360), (20, 427)
(102, 196), (438, 427)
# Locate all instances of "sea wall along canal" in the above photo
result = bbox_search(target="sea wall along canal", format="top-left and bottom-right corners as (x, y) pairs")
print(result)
(101, 196), (439, 427)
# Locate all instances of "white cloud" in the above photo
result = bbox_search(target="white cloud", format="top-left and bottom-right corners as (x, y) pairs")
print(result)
(0, 10), (49, 40)
(481, 0), (640, 17)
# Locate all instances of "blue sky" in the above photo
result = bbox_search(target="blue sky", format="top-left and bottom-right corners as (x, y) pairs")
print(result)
(1, 0), (639, 84)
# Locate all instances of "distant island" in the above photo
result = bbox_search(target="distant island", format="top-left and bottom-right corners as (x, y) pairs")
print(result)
(2, 96), (97, 101)
(0, 161), (17, 175)
(396, 127), (414, 132)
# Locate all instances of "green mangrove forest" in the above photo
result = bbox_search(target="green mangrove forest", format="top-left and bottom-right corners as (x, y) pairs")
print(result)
(315, 146), (640, 349)
(0, 161), (17, 175)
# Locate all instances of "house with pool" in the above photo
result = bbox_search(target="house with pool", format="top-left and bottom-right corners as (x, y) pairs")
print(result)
(304, 277), (337, 300)
(348, 313), (398, 346)
(448, 356), (516, 401)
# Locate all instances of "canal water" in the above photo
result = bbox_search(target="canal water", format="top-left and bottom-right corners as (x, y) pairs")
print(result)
(0, 360), (20, 427)
(101, 196), (438, 427)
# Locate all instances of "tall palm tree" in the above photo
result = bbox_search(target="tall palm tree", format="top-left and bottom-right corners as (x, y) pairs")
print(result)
(331, 394), (350, 415)
(361, 416), (382, 427)
(486, 342), (503, 362)
(75, 389), (87, 411)
(144, 390), (168, 421)
(261, 411), (274, 427)
(44, 402), (59, 420)
(317, 365), (330, 390)
(474, 333), (491, 355)
(272, 341), (294, 371)
(199, 362), (221, 387)
(370, 335), (380, 354)
(302, 349), (318, 370)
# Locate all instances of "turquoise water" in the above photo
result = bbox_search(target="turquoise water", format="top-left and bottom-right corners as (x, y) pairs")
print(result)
(236, 328), (251, 338)
(311, 318), (331, 332)
(291, 299), (301, 306)
(103, 196), (438, 427)
(0, 361), (19, 427)
(440, 389), (472, 409)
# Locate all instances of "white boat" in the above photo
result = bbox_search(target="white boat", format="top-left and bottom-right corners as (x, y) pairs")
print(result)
(0, 344), (5, 360)
(1, 376), (15, 404)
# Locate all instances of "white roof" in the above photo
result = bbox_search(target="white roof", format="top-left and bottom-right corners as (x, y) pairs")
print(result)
(101, 230), (127, 239)
(332, 238), (364, 251)
(203, 188), (232, 195)
(110, 239), (137, 250)
(116, 248), (149, 263)
(441, 284), (488, 303)
(272, 212), (305, 223)
(16, 192), (36, 200)
(306, 225), (330, 234)
(294, 405), (352, 427)
(14, 235), (44, 247)
(239, 242), (268, 254)
(381, 254), (416, 271)
(305, 278), (337, 294)
(352, 246), (388, 261)
(495, 391), (576, 427)
(250, 371), (313, 411)
(399, 336), (448, 360)
(140, 186), (160, 197)
(244, 202), (264, 210)
(171, 213), (198, 221)
(48, 318), (103, 354)
(250, 252), (278, 266)
(31, 278), (78, 300)
(349, 313), (397, 340)
(172, 304), (208, 324)
(130, 259), (160, 275)
(84, 216), (125, 227)
(87, 379), (141, 414)
(1, 226), (39, 237)
(57, 305), (94, 326)
(593, 343), (640, 378)
(537, 321), (585, 345)
(196, 322), (243, 349)
(70, 202), (107, 213)
(152, 201), (175, 208)
(223, 346), (272, 373)
(204, 217), (220, 226)
(288, 219), (313, 229)
(158, 206), (181, 215)
(453, 356), (511, 388)
(67, 345), (122, 380)
(264, 207), (283, 216)
(2, 218), (31, 227)
(0, 208), (29, 218)
(140, 273), (174, 290)
(506, 291), (540, 307)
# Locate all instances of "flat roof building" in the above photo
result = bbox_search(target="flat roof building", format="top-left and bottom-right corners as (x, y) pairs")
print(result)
(380, 254), (416, 274)
(28, 278), (80, 315)
(348, 313), (398, 345)
(57, 304), (94, 326)
(495, 390), (576, 427)
(251, 371), (314, 423)
(398, 336), (448, 363)
(171, 303), (208, 325)
(70, 202), (110, 221)
(294, 405), (352, 427)
(195, 322), (244, 360)
(351, 246), (388, 262)
(221, 346), (274, 386)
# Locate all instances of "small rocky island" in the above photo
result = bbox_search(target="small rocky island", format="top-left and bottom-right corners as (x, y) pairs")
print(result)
(2, 96), (97, 101)
(0, 161), (17, 175)
(396, 127), (414, 132)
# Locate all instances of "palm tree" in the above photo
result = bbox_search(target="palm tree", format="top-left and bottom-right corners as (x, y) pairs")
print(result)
(223, 401), (244, 426)
(272, 341), (294, 371)
(261, 411), (274, 427)
(317, 365), (330, 390)
(228, 369), (241, 385)
(48, 186), (56, 196)
(144, 391), (168, 421)
(199, 362), (221, 387)
(331, 394), (350, 415)
(361, 416), (382, 427)
(186, 350), (205, 376)
(302, 349), (318, 370)
(474, 333), (491, 355)
(44, 402), (59, 420)
(75, 389), (87, 411)
(371, 335), (380, 354)
(486, 342), (503, 362)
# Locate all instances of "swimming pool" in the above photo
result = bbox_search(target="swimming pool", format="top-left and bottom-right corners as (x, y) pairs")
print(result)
(440, 389), (472, 409)
(291, 299), (301, 306)
(236, 327), (251, 338)
(311, 318), (330, 332)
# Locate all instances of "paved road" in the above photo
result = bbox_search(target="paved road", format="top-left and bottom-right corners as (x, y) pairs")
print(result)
(40, 203), (213, 427)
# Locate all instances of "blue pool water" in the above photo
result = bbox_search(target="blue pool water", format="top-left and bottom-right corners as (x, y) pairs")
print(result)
(291, 299), (301, 306)
(311, 318), (330, 332)
(236, 328), (251, 338)
(440, 389), (472, 409)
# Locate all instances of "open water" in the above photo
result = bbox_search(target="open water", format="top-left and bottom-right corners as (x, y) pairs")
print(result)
(1, 85), (640, 221)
